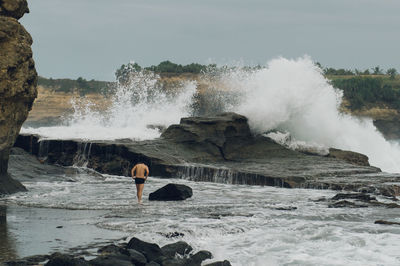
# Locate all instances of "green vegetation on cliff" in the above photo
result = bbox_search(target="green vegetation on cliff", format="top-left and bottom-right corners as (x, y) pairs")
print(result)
(38, 76), (111, 95)
(330, 76), (400, 110)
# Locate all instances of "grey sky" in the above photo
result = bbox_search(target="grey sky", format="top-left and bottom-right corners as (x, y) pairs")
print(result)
(21, 0), (400, 81)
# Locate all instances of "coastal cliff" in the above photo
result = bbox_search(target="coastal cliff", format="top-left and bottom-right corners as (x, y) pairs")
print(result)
(0, 0), (37, 194)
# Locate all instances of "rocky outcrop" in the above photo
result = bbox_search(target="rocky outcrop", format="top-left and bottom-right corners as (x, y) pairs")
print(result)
(161, 112), (251, 160)
(327, 148), (370, 167)
(4, 236), (229, 266)
(0, 0), (37, 194)
(14, 112), (400, 197)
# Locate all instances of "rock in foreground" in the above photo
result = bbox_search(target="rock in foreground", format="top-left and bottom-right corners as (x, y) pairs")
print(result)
(0, 0), (37, 195)
(149, 184), (193, 201)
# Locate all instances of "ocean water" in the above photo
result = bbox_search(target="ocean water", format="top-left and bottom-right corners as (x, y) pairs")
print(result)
(13, 56), (400, 265)
(2, 170), (400, 265)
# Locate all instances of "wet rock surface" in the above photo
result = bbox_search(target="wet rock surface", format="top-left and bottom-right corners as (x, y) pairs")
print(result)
(13, 112), (400, 197)
(327, 148), (371, 167)
(328, 192), (400, 209)
(2, 237), (229, 266)
(0, 0), (37, 195)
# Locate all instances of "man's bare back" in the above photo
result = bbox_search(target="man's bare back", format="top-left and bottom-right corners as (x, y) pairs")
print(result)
(131, 163), (149, 204)
(131, 163), (149, 179)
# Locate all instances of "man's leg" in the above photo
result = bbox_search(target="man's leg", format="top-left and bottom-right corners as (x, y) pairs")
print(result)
(135, 184), (141, 202)
(137, 184), (145, 203)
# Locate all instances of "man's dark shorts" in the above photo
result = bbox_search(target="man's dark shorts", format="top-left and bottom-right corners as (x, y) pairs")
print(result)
(135, 178), (145, 184)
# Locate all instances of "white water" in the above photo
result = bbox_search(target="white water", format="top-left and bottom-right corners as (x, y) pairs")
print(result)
(225, 57), (400, 172)
(22, 56), (400, 172)
(3, 172), (400, 265)
(22, 71), (197, 141)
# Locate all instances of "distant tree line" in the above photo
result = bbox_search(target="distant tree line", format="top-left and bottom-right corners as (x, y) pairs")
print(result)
(316, 62), (398, 79)
(37, 76), (111, 95)
(115, 61), (219, 84)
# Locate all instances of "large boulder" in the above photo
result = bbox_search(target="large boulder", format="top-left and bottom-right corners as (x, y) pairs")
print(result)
(127, 237), (164, 262)
(161, 241), (193, 257)
(149, 184), (193, 201)
(161, 112), (251, 159)
(0, 0), (37, 195)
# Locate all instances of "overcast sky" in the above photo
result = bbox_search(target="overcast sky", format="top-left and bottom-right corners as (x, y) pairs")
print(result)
(21, 0), (400, 81)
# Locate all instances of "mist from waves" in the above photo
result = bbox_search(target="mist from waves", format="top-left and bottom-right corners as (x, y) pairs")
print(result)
(208, 56), (400, 173)
(3, 172), (400, 266)
(21, 71), (197, 141)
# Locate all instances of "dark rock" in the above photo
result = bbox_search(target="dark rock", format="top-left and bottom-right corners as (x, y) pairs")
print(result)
(145, 262), (160, 266)
(0, 0), (29, 19)
(328, 200), (368, 208)
(375, 220), (400, 225)
(128, 249), (147, 266)
(187, 250), (213, 266)
(161, 241), (193, 257)
(0, 172), (27, 194)
(158, 231), (185, 238)
(274, 206), (297, 211)
(3, 260), (29, 266)
(162, 112), (251, 147)
(158, 257), (187, 266)
(98, 244), (130, 256)
(331, 193), (376, 202)
(24, 254), (49, 264)
(149, 184), (193, 201)
(89, 254), (132, 266)
(327, 148), (370, 167)
(204, 260), (232, 266)
(127, 237), (164, 262)
(56, 226), (63, 228)
(45, 253), (89, 266)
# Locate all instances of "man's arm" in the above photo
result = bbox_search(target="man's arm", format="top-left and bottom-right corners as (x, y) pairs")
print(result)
(145, 165), (149, 179)
(131, 165), (137, 179)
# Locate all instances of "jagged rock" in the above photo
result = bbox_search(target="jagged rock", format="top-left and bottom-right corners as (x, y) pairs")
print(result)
(145, 262), (160, 266)
(161, 241), (193, 257)
(331, 193), (376, 202)
(0, 0), (37, 195)
(128, 249), (147, 266)
(327, 148), (370, 167)
(204, 260), (232, 266)
(127, 237), (164, 262)
(186, 250), (213, 266)
(149, 184), (193, 201)
(0, 0), (29, 19)
(158, 231), (185, 238)
(98, 244), (130, 256)
(89, 254), (132, 266)
(328, 200), (368, 208)
(375, 220), (400, 225)
(45, 253), (89, 266)
(156, 257), (187, 266)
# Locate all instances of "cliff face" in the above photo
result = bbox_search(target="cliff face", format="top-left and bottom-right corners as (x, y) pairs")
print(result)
(0, 0), (37, 194)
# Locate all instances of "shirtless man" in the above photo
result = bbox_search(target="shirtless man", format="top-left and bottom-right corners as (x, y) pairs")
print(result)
(131, 162), (149, 204)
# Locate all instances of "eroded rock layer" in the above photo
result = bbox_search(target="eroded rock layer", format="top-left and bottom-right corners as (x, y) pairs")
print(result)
(0, 0), (37, 194)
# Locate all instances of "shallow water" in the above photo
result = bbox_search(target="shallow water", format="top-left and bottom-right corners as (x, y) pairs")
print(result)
(2, 169), (400, 265)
